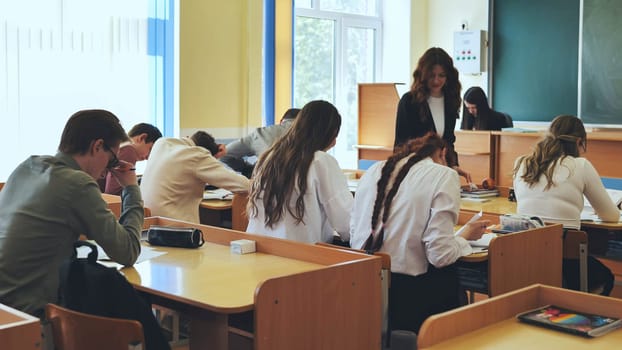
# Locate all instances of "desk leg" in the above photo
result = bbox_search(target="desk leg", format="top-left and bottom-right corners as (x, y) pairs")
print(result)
(189, 313), (228, 350)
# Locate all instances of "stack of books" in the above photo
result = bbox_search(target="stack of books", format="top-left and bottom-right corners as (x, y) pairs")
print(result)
(460, 188), (500, 200)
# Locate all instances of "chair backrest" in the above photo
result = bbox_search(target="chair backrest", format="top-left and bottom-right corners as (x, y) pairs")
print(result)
(45, 303), (144, 350)
(232, 192), (249, 231)
(563, 230), (588, 292)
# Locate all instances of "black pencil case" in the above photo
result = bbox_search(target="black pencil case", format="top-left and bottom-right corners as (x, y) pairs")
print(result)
(147, 226), (205, 248)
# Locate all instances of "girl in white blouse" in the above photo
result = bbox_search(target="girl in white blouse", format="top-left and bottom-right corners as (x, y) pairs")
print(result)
(350, 134), (488, 334)
(246, 100), (352, 244)
(513, 115), (618, 295)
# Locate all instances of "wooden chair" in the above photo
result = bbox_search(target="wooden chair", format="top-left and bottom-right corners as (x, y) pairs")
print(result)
(563, 229), (589, 292)
(231, 192), (249, 231)
(45, 303), (144, 350)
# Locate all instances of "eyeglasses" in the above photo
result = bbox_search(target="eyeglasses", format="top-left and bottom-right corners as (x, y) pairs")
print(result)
(103, 144), (120, 169)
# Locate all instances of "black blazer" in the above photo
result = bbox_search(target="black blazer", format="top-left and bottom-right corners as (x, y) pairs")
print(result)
(394, 92), (459, 167)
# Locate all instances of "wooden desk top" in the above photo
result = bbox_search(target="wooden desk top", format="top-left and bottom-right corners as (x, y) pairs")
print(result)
(199, 199), (233, 210)
(461, 197), (622, 230)
(122, 242), (324, 313)
(418, 284), (622, 349)
(460, 196), (516, 215)
(421, 317), (622, 349)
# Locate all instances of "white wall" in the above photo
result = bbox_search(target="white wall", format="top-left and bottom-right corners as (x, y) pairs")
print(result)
(427, 0), (489, 97)
(381, 0), (411, 85)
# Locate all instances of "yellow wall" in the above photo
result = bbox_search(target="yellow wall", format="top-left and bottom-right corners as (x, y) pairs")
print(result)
(180, 0), (263, 137)
(179, 0), (488, 137)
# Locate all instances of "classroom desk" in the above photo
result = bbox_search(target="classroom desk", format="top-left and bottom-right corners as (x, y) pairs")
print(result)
(457, 223), (563, 297)
(417, 284), (622, 349)
(459, 196), (622, 259)
(458, 196), (516, 225)
(124, 216), (383, 350)
(454, 130), (494, 186)
(0, 303), (41, 350)
(492, 131), (622, 189)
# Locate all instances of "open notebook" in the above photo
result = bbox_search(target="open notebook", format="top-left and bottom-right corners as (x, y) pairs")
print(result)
(203, 188), (233, 200)
(581, 189), (622, 221)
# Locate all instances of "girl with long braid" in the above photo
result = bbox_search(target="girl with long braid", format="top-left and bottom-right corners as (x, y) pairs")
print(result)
(350, 134), (488, 334)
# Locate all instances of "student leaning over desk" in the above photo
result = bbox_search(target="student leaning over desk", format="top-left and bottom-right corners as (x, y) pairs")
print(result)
(140, 130), (249, 224)
(0, 110), (143, 317)
(220, 107), (301, 178)
(350, 134), (489, 334)
(104, 122), (162, 195)
(247, 100), (353, 244)
(513, 115), (618, 295)
(460, 86), (512, 131)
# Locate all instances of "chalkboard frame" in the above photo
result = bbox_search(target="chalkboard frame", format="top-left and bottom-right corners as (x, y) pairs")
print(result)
(579, 0), (622, 126)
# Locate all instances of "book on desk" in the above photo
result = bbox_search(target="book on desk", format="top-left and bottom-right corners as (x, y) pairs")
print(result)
(460, 188), (500, 200)
(203, 188), (233, 200)
(517, 305), (622, 338)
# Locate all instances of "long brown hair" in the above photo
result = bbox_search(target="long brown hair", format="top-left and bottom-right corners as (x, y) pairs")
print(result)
(249, 100), (341, 228)
(362, 134), (446, 252)
(514, 115), (586, 190)
(410, 47), (462, 121)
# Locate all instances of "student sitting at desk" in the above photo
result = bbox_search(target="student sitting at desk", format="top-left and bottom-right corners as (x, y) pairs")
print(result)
(513, 115), (618, 295)
(140, 131), (249, 224)
(247, 100), (352, 244)
(103, 123), (162, 195)
(460, 86), (512, 131)
(0, 110), (170, 350)
(350, 134), (489, 334)
(220, 107), (300, 178)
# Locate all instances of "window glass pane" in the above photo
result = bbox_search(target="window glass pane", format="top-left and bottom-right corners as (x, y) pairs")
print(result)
(333, 26), (376, 169)
(293, 17), (335, 107)
(294, 0), (313, 9)
(320, 0), (378, 16)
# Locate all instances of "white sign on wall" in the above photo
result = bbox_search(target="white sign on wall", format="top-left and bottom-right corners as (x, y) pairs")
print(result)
(453, 30), (486, 74)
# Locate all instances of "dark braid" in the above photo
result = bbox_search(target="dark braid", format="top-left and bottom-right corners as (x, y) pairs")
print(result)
(363, 135), (446, 252)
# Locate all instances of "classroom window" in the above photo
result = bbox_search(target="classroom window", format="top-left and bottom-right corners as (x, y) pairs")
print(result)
(293, 0), (382, 169)
(0, 0), (175, 181)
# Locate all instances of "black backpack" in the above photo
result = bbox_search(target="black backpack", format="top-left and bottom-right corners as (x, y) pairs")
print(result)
(58, 241), (171, 350)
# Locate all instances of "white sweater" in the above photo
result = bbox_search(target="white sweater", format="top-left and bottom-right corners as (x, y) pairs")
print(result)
(140, 138), (249, 223)
(513, 156), (619, 229)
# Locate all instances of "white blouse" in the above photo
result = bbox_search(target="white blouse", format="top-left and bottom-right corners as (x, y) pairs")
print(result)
(350, 157), (471, 277)
(247, 151), (353, 244)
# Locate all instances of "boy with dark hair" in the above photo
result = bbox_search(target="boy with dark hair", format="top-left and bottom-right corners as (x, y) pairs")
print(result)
(0, 109), (142, 316)
(140, 131), (248, 223)
(104, 122), (162, 195)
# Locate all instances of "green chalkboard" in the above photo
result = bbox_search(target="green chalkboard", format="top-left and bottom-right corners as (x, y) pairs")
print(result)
(580, 0), (622, 125)
(491, 0), (580, 122)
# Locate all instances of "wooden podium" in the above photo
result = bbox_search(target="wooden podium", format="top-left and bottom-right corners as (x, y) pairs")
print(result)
(356, 83), (402, 168)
